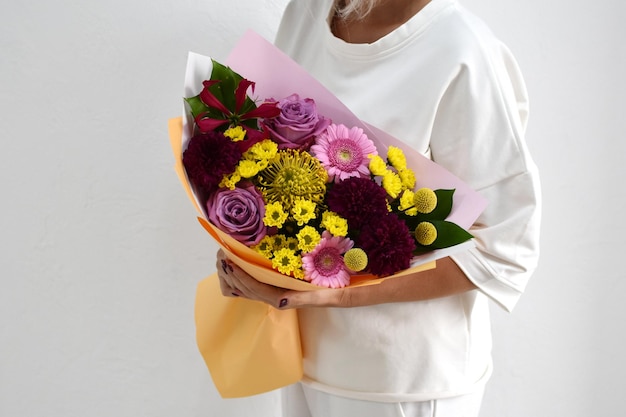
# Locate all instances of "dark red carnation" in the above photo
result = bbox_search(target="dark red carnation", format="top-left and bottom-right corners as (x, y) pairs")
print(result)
(357, 213), (416, 276)
(182, 131), (241, 195)
(326, 177), (389, 230)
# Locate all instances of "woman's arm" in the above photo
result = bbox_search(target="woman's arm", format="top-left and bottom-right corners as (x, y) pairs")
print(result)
(216, 249), (476, 309)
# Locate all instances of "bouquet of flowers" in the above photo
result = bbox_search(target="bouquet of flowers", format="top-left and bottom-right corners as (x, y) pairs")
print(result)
(169, 31), (487, 398)
(180, 58), (475, 289)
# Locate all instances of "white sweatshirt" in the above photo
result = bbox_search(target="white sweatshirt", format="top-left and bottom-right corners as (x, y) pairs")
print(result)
(275, 0), (541, 401)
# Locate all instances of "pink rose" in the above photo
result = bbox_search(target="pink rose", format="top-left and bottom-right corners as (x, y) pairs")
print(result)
(264, 94), (331, 150)
(207, 185), (267, 246)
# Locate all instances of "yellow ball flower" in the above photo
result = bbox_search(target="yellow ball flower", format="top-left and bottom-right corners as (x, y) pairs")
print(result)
(344, 248), (368, 272)
(224, 125), (246, 142)
(387, 146), (407, 170)
(413, 188), (438, 214)
(415, 222), (437, 245)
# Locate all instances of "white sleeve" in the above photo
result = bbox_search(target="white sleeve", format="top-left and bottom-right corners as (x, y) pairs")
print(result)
(430, 43), (542, 312)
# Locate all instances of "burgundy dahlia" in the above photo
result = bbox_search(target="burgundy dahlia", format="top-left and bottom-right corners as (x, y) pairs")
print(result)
(357, 213), (416, 276)
(182, 131), (242, 195)
(326, 177), (389, 230)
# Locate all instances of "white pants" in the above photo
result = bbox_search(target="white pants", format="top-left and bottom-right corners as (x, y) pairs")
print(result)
(282, 383), (484, 417)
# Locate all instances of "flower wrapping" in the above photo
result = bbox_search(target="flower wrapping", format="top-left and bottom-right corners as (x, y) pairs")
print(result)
(169, 31), (487, 398)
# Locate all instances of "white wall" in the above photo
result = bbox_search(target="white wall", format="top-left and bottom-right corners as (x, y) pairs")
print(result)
(1, 1), (623, 416)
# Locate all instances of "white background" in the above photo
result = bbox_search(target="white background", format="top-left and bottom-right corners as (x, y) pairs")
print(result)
(1, 1), (624, 416)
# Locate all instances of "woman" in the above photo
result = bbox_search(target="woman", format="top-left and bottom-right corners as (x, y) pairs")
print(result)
(216, 0), (541, 415)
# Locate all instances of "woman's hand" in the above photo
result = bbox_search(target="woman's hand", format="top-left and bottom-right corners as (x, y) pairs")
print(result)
(215, 249), (345, 309)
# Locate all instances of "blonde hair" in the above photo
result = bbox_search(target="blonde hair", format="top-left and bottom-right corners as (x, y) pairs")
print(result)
(334, 0), (379, 20)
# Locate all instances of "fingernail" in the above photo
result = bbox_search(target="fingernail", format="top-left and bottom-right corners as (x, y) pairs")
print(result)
(279, 298), (288, 308)
(231, 292), (240, 297)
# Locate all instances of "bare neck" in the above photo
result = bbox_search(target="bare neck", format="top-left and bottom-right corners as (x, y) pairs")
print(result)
(332, 0), (432, 44)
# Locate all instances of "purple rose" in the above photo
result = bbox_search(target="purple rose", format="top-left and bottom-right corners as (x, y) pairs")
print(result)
(207, 185), (267, 246)
(264, 94), (331, 150)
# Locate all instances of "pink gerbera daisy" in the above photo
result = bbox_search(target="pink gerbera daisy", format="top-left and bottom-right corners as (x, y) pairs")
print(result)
(302, 231), (354, 288)
(311, 124), (377, 183)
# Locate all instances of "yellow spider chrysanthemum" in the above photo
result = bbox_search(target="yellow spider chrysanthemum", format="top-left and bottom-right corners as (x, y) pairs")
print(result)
(296, 226), (321, 252)
(344, 248), (368, 272)
(415, 221), (437, 245)
(264, 202), (288, 228)
(219, 172), (241, 190)
(413, 188), (438, 214)
(368, 154), (388, 176)
(387, 146), (407, 170)
(271, 248), (301, 275)
(321, 211), (348, 237)
(398, 168), (416, 190)
(224, 125), (246, 142)
(257, 149), (327, 213)
(382, 171), (402, 199)
(292, 199), (317, 226)
(252, 236), (275, 259)
(236, 159), (261, 178)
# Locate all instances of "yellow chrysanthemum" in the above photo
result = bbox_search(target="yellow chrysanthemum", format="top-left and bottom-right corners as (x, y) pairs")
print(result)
(236, 159), (261, 178)
(296, 226), (321, 252)
(415, 222), (437, 245)
(271, 248), (301, 275)
(219, 172), (241, 190)
(321, 211), (348, 237)
(292, 199), (317, 226)
(245, 139), (278, 161)
(398, 168), (416, 190)
(398, 190), (414, 211)
(224, 125), (246, 142)
(413, 188), (438, 214)
(344, 248), (368, 272)
(264, 202), (288, 228)
(368, 154), (388, 176)
(382, 171), (402, 199)
(271, 234), (287, 249)
(285, 237), (299, 252)
(252, 236), (275, 259)
(405, 207), (418, 216)
(257, 149), (327, 212)
(387, 146), (407, 170)
(292, 267), (306, 280)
